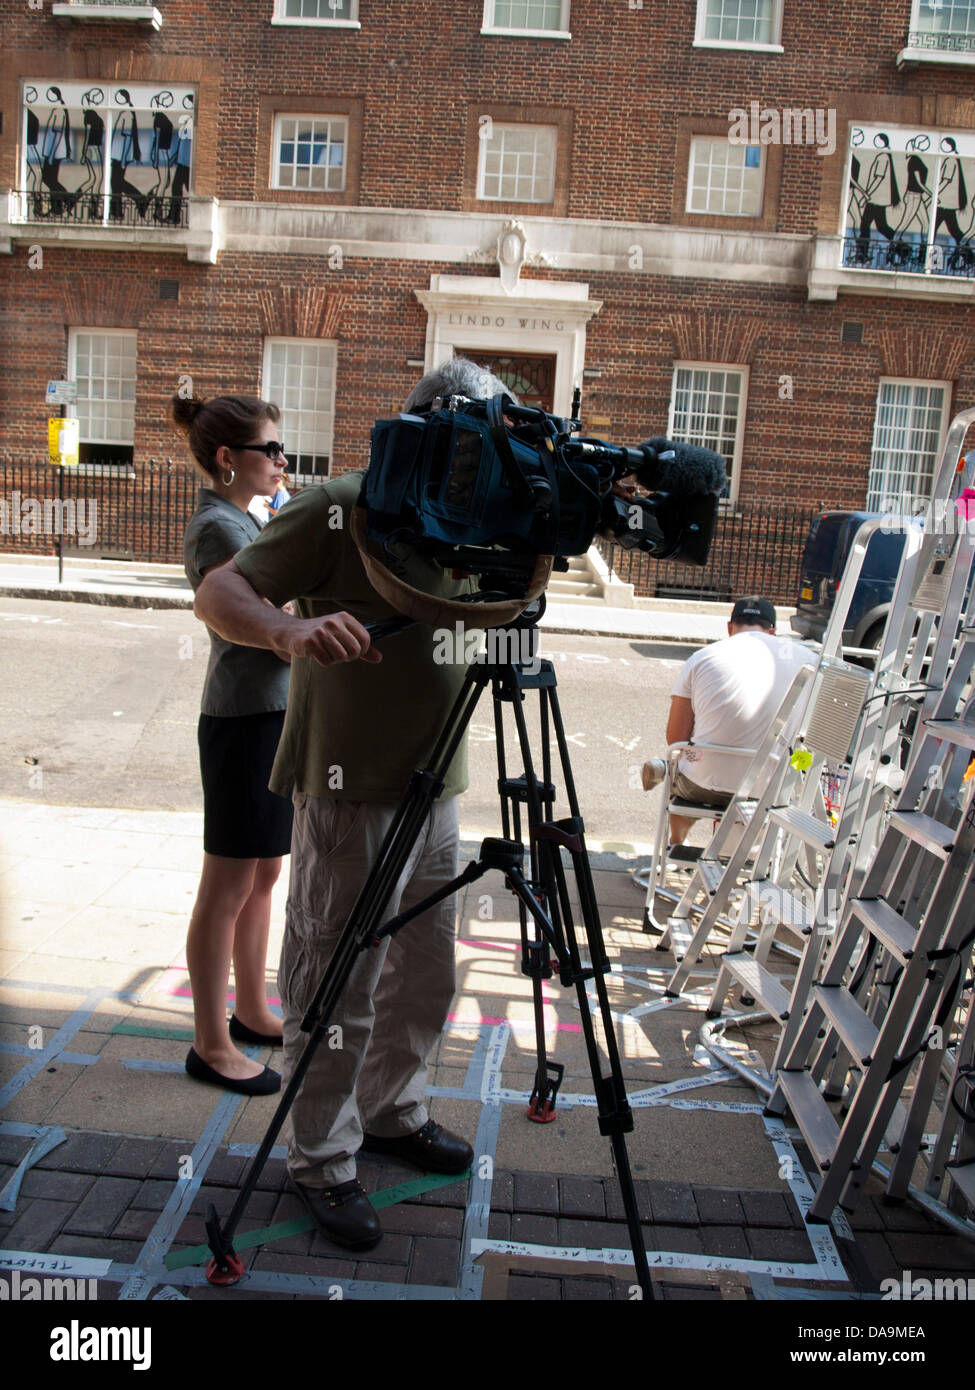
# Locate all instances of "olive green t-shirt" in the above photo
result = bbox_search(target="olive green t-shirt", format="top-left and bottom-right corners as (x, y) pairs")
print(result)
(233, 472), (473, 803)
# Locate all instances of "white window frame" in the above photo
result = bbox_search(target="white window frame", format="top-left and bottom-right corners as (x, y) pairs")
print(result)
(272, 114), (349, 193)
(687, 136), (765, 217)
(481, 0), (571, 39)
(477, 122), (558, 204)
(910, 0), (975, 38)
(667, 362), (748, 508)
(68, 327), (137, 457)
(271, 0), (360, 28)
(262, 337), (337, 482)
(693, 0), (784, 51)
(866, 377), (951, 513)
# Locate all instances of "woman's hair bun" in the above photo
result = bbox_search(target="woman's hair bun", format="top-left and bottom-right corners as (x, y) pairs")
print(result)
(168, 394), (206, 434)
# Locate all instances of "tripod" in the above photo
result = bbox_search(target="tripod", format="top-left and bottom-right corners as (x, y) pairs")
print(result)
(205, 616), (653, 1299)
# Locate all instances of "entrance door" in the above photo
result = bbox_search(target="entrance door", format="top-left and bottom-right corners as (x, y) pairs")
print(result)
(458, 351), (556, 411)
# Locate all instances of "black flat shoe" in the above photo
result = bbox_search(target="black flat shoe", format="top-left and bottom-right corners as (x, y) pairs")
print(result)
(185, 1047), (281, 1096)
(360, 1120), (473, 1175)
(288, 1176), (382, 1251)
(228, 1013), (283, 1047)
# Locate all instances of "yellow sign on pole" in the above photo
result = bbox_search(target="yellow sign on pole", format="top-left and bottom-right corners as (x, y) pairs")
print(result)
(48, 417), (80, 468)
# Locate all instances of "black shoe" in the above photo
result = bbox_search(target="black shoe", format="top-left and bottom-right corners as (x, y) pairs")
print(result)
(228, 1014), (283, 1047)
(288, 1176), (382, 1251)
(360, 1120), (473, 1175)
(184, 1047), (281, 1096)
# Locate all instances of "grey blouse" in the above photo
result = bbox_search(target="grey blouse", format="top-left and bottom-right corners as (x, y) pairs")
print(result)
(183, 488), (290, 718)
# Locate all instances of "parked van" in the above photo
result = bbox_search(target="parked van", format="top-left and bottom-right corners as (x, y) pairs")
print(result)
(789, 511), (907, 656)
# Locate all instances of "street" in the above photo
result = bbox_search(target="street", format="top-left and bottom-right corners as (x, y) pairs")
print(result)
(0, 596), (698, 850)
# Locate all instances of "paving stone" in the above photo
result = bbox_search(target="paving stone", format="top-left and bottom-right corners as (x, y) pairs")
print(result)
(701, 1226), (751, 1259)
(20, 1169), (95, 1202)
(885, 1234), (975, 1271)
(49, 1235), (141, 1265)
(37, 1132), (121, 1175)
(850, 1232), (901, 1284)
(873, 1198), (943, 1234)
(354, 1262), (408, 1285)
(249, 1252), (356, 1279)
(382, 1203), (463, 1238)
(253, 1157), (290, 1192)
(189, 1185), (276, 1221)
(201, 1151), (248, 1187)
(4, 1198), (73, 1250)
(0, 1138), (31, 1166)
(560, 1176), (606, 1220)
(64, 1177), (141, 1237)
(415, 1178), (469, 1208)
(604, 1178), (653, 1224)
(488, 1169), (514, 1212)
(649, 1223), (706, 1255)
(647, 1180), (698, 1225)
(147, 1142), (193, 1182)
(563, 1276), (614, 1299)
(488, 1212), (510, 1240)
(559, 1217), (628, 1249)
(111, 1209), (159, 1240)
(106, 1137), (166, 1180)
(409, 1236), (460, 1287)
(746, 1227), (814, 1262)
(508, 1274), (562, 1300)
(739, 1190), (798, 1229)
(693, 1186), (746, 1225)
(513, 1172), (559, 1215)
(845, 1197), (886, 1232)
(131, 1179), (173, 1212)
(663, 1284), (721, 1300)
(511, 1212), (559, 1245)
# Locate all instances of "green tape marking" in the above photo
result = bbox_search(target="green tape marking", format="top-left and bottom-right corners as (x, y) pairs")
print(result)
(111, 1024), (195, 1041)
(165, 1168), (470, 1270)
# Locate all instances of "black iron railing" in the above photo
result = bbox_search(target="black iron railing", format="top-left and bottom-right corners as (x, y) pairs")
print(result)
(597, 499), (822, 606)
(13, 190), (189, 229)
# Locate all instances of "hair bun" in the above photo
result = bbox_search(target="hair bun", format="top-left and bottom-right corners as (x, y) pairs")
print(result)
(168, 394), (206, 433)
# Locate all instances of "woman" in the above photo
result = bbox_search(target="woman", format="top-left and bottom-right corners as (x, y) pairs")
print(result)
(172, 393), (293, 1095)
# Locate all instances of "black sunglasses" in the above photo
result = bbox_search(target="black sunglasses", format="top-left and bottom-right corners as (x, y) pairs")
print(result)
(235, 441), (286, 460)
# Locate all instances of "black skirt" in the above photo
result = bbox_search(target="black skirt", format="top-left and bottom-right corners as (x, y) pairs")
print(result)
(198, 711), (293, 859)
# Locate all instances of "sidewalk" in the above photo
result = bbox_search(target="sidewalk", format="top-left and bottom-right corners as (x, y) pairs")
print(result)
(1, 796), (971, 1304)
(0, 552), (799, 644)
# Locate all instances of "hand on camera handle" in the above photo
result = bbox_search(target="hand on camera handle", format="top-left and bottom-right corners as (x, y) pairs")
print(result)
(278, 611), (383, 667)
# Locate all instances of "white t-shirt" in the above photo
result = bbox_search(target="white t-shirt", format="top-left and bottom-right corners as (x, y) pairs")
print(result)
(671, 631), (818, 791)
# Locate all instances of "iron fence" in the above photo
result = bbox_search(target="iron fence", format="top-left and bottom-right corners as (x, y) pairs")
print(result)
(0, 456), (199, 563)
(597, 498), (822, 606)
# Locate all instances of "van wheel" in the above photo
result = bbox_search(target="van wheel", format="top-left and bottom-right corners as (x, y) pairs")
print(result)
(854, 621), (885, 667)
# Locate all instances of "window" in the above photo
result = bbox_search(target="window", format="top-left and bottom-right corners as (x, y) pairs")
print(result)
(273, 0), (359, 22)
(866, 380), (949, 512)
(687, 137), (764, 216)
(695, 0), (782, 47)
(273, 116), (347, 192)
(263, 339), (336, 481)
(668, 365), (747, 503)
(478, 123), (557, 203)
(69, 329), (137, 465)
(912, 0), (975, 43)
(483, 0), (570, 35)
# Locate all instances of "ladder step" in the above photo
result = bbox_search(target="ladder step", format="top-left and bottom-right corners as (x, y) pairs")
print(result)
(769, 805), (835, 851)
(947, 1161), (975, 1209)
(850, 898), (916, 964)
(721, 954), (792, 1019)
(698, 859), (725, 894)
(813, 984), (880, 1066)
(747, 880), (815, 933)
(923, 718), (975, 751)
(888, 809), (956, 859)
(775, 1070), (842, 1173)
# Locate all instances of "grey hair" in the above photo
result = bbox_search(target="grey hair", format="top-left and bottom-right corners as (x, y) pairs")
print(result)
(403, 357), (518, 413)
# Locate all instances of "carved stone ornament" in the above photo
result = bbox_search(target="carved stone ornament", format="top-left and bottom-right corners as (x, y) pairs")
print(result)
(465, 220), (554, 292)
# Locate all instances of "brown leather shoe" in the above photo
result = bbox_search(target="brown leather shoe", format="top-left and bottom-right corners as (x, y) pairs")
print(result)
(360, 1120), (473, 1175)
(288, 1176), (382, 1251)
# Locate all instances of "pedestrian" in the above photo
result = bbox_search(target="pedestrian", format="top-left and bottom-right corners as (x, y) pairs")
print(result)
(172, 392), (294, 1096)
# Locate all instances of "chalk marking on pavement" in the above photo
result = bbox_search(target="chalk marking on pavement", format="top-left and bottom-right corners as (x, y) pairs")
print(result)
(0, 1126), (66, 1211)
(0, 989), (104, 1110)
(0, 1249), (111, 1276)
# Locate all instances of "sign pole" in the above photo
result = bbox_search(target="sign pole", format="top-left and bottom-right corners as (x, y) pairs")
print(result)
(58, 403), (65, 585)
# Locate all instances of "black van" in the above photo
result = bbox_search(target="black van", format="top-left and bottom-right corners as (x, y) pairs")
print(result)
(789, 511), (907, 655)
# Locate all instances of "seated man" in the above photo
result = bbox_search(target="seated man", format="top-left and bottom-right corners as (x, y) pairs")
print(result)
(644, 596), (817, 849)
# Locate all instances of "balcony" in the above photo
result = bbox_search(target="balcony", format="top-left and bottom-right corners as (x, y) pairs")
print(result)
(808, 233), (975, 301)
(1, 191), (219, 264)
(51, 2), (162, 29)
(897, 8), (975, 68)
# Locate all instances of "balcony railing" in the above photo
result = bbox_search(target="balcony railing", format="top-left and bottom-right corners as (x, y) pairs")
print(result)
(907, 29), (975, 53)
(11, 189), (188, 229)
(841, 233), (975, 280)
(51, 2), (162, 26)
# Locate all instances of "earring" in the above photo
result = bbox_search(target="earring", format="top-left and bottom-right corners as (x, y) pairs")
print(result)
(221, 468), (236, 486)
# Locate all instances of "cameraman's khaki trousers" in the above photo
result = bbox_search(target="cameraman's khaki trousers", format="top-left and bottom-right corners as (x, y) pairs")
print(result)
(279, 791), (460, 1189)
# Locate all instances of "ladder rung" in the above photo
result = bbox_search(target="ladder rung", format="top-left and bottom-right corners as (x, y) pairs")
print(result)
(923, 719), (975, 751)
(850, 898), (916, 964)
(888, 810), (955, 859)
(769, 805), (835, 851)
(721, 954), (791, 1019)
(747, 880), (814, 932)
(947, 1162), (975, 1208)
(814, 984), (880, 1066)
(775, 1070), (841, 1173)
(698, 859), (725, 894)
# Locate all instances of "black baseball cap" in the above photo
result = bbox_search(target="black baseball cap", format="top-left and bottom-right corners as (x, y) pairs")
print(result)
(731, 596), (776, 629)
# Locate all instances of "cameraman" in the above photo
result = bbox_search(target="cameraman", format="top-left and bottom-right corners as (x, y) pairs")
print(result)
(194, 359), (512, 1251)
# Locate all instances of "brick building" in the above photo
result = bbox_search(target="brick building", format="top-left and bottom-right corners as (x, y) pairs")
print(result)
(1, 1), (974, 591)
